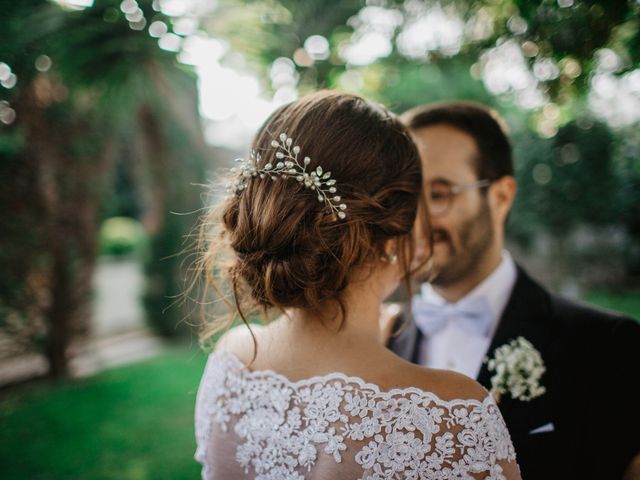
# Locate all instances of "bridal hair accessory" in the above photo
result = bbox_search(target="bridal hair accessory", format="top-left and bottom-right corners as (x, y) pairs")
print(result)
(485, 336), (546, 403)
(227, 133), (348, 219)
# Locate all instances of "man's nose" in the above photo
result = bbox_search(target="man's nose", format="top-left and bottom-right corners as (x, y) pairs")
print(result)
(428, 215), (446, 233)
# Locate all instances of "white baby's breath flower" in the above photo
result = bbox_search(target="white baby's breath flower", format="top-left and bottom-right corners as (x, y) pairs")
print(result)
(486, 336), (546, 403)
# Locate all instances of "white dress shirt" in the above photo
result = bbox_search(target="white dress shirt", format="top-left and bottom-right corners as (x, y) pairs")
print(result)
(417, 250), (517, 379)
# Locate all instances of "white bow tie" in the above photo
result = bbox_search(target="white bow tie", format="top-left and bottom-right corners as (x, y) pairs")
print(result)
(411, 295), (494, 338)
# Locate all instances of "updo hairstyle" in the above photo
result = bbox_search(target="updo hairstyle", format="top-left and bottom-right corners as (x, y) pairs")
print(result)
(198, 90), (424, 345)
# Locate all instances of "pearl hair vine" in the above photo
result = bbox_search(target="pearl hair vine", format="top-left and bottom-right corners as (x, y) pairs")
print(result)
(227, 132), (348, 219)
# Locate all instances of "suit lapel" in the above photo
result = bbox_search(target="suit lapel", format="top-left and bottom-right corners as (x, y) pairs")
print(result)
(476, 266), (552, 388)
(476, 266), (558, 438)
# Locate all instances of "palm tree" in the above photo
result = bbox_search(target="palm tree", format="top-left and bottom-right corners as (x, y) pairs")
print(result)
(0, 0), (209, 379)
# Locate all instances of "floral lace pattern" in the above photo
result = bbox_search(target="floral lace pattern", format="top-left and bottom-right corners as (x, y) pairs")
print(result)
(195, 351), (517, 480)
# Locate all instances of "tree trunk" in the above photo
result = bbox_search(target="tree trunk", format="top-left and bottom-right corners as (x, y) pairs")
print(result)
(45, 248), (72, 378)
(14, 74), (115, 379)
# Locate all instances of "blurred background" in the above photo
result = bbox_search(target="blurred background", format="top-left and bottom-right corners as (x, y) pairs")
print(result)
(1, 0), (639, 478)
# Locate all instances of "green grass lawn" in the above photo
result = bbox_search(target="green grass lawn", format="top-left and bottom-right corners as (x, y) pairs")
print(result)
(582, 289), (640, 321)
(0, 347), (208, 480)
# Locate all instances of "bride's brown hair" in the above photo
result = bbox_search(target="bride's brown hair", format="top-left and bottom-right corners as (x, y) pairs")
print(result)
(194, 91), (427, 355)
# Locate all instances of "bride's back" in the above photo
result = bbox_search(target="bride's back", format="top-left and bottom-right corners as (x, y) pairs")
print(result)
(218, 321), (484, 400)
(196, 325), (518, 480)
(193, 91), (520, 479)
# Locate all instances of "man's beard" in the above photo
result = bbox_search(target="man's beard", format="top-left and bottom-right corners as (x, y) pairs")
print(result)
(426, 200), (494, 287)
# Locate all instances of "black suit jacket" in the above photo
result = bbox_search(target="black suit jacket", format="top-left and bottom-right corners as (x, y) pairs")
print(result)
(387, 266), (640, 480)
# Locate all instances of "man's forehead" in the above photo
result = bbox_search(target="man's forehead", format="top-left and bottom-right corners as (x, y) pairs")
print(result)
(412, 124), (477, 152)
(411, 124), (478, 178)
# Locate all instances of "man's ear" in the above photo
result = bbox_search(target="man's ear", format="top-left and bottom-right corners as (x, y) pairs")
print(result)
(490, 175), (517, 223)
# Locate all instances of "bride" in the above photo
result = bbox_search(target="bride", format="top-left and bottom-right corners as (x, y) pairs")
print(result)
(193, 90), (521, 479)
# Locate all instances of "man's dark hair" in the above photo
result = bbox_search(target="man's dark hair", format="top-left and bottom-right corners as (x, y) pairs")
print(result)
(401, 101), (513, 180)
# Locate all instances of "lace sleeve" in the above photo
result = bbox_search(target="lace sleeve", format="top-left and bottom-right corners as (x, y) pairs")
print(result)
(346, 392), (518, 479)
(194, 354), (226, 468)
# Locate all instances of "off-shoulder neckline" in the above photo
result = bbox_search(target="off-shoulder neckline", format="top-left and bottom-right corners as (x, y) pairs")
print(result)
(209, 350), (493, 407)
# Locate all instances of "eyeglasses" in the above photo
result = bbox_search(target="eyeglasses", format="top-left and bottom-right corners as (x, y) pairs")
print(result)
(428, 179), (492, 216)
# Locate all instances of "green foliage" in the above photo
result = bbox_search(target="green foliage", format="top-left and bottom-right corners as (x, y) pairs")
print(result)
(0, 348), (207, 479)
(138, 89), (208, 339)
(583, 289), (640, 321)
(512, 120), (620, 235)
(101, 159), (145, 220)
(513, 1), (630, 55)
(218, 0), (640, 111)
(507, 130), (553, 247)
(99, 217), (147, 257)
(209, 0), (363, 76)
(613, 128), (640, 277)
(142, 212), (195, 338)
(364, 59), (494, 112)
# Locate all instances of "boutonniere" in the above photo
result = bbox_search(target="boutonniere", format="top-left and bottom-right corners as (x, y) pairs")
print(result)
(486, 336), (546, 403)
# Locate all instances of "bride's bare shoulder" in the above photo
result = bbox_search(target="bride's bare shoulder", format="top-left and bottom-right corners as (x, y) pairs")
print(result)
(214, 324), (265, 363)
(387, 356), (489, 402)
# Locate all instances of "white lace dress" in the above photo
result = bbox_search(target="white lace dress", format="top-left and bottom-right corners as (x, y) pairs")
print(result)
(195, 351), (518, 480)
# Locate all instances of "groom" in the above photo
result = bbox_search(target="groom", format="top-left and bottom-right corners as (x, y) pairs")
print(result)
(387, 101), (640, 480)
